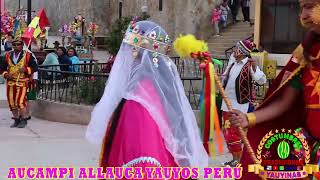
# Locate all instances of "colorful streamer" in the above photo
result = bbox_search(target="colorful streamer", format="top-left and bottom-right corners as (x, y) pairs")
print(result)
(200, 62), (224, 157)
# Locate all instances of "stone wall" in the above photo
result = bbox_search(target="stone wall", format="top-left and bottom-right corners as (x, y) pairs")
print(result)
(4, 0), (220, 40)
(111, 0), (219, 40)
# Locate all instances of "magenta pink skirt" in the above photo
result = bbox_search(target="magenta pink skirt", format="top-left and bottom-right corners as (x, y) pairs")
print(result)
(100, 100), (180, 180)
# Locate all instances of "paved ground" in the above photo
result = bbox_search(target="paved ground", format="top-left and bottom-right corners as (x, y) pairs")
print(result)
(0, 108), (100, 179)
(0, 72), (232, 180)
(0, 106), (232, 180)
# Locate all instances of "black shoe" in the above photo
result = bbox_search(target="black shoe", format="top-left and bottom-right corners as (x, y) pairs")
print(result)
(17, 119), (27, 128)
(223, 159), (240, 167)
(26, 116), (31, 120)
(10, 118), (20, 128)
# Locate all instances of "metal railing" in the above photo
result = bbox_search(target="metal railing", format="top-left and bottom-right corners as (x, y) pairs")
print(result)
(37, 59), (208, 109)
(37, 56), (273, 109)
(38, 64), (108, 105)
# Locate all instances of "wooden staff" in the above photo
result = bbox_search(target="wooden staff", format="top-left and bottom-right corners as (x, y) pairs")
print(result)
(212, 68), (259, 164)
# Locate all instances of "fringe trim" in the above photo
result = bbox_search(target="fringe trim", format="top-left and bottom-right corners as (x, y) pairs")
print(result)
(122, 157), (162, 167)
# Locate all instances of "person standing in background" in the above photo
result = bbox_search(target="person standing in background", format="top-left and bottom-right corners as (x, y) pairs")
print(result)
(4, 34), (14, 52)
(211, 5), (222, 36)
(220, 1), (231, 28)
(229, 0), (240, 23)
(241, 0), (254, 26)
(0, 38), (38, 128)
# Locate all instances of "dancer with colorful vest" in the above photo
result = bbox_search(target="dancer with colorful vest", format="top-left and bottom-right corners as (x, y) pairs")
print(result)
(221, 39), (266, 166)
(231, 0), (320, 178)
(0, 37), (38, 128)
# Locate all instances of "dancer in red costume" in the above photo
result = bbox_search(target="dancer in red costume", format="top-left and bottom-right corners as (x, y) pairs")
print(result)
(231, 0), (320, 179)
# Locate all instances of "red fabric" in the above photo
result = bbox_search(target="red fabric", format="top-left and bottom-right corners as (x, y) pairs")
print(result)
(237, 62), (252, 104)
(203, 65), (211, 153)
(301, 60), (320, 139)
(240, 58), (305, 179)
(302, 31), (320, 58)
(37, 8), (50, 29)
(6, 84), (28, 111)
(222, 111), (243, 153)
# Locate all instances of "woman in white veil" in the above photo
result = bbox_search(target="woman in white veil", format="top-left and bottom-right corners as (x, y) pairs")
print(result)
(86, 20), (213, 175)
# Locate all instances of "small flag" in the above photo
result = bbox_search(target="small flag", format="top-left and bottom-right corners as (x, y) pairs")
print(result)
(21, 27), (35, 45)
(37, 8), (50, 29)
(29, 17), (39, 29)
(33, 27), (42, 38)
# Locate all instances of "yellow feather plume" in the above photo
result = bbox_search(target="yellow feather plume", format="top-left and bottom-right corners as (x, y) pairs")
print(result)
(173, 34), (209, 58)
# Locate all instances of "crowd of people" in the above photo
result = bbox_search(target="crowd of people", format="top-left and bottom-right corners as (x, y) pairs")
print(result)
(211, 0), (253, 36)
(0, 32), (82, 128)
(42, 46), (80, 73)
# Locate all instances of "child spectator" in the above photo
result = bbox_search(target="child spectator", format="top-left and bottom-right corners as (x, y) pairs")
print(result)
(220, 1), (230, 28)
(211, 5), (222, 36)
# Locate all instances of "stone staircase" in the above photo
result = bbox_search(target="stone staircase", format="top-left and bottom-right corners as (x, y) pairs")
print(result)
(208, 22), (254, 59)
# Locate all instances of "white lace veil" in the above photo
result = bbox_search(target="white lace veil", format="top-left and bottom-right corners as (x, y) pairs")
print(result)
(86, 21), (210, 168)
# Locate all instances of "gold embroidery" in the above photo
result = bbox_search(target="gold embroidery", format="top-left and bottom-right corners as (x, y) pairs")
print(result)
(306, 69), (320, 103)
(310, 50), (320, 60)
(7, 52), (29, 86)
(224, 119), (231, 129)
(306, 104), (320, 109)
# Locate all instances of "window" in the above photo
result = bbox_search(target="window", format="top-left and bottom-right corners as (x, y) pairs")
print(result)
(260, 0), (306, 54)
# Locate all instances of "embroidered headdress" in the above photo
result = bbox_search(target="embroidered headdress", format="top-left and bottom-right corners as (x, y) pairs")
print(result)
(123, 19), (171, 56)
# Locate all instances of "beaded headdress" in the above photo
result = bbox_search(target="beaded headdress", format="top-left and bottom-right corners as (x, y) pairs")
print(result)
(123, 19), (172, 67)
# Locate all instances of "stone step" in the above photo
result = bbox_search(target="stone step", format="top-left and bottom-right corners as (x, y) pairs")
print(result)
(209, 46), (229, 52)
(215, 34), (252, 40)
(225, 28), (253, 33)
(208, 37), (245, 43)
(211, 50), (226, 56)
(230, 22), (254, 27)
(209, 34), (252, 41)
(221, 31), (253, 36)
(207, 42), (234, 47)
(221, 28), (253, 34)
